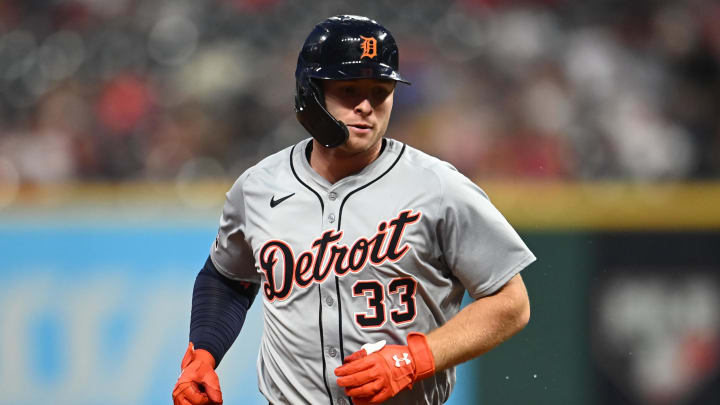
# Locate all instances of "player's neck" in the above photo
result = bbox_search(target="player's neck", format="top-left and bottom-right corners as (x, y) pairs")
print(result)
(309, 139), (384, 184)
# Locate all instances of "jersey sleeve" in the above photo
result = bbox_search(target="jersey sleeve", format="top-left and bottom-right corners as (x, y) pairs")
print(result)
(209, 171), (260, 283)
(436, 165), (535, 299)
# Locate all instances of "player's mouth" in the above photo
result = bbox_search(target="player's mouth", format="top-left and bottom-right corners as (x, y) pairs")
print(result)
(347, 123), (373, 134)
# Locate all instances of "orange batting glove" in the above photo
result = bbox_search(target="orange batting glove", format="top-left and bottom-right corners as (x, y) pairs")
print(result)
(335, 332), (435, 404)
(172, 342), (223, 405)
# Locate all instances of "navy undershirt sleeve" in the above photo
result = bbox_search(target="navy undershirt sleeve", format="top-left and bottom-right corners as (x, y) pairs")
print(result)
(189, 256), (259, 367)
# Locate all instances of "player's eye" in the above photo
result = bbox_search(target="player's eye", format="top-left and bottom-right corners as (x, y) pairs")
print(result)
(371, 86), (391, 100)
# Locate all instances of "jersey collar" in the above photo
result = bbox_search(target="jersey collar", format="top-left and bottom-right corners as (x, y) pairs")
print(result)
(293, 138), (403, 192)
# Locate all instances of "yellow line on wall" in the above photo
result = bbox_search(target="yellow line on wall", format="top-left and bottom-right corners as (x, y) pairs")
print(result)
(4, 181), (720, 230)
(479, 181), (720, 230)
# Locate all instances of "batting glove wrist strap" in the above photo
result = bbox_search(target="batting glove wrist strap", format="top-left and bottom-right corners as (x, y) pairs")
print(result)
(406, 332), (435, 381)
(187, 346), (217, 370)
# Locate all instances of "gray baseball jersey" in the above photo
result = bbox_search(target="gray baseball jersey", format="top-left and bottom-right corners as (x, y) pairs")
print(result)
(210, 138), (536, 405)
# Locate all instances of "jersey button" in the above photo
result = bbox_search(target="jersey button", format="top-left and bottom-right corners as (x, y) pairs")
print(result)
(327, 346), (337, 358)
(328, 214), (336, 223)
(328, 192), (337, 201)
(325, 296), (334, 306)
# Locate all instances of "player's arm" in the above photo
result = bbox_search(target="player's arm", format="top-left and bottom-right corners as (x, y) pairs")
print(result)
(172, 256), (260, 405)
(424, 168), (533, 371)
(426, 272), (529, 371)
(189, 256), (260, 365)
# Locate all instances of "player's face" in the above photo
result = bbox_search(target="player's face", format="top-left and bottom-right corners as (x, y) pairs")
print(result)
(322, 78), (395, 155)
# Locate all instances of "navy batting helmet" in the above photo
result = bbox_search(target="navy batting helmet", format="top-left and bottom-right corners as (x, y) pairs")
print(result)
(294, 15), (411, 148)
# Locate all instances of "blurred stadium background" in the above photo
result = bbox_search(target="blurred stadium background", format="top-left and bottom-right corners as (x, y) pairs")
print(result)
(1, 0), (719, 404)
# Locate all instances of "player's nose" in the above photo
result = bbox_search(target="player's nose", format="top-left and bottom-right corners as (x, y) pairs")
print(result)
(354, 98), (373, 116)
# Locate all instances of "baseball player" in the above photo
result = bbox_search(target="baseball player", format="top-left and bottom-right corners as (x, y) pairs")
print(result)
(172, 15), (535, 405)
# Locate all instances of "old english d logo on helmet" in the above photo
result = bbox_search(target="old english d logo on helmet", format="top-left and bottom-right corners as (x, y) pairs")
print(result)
(360, 36), (377, 59)
(294, 15), (411, 148)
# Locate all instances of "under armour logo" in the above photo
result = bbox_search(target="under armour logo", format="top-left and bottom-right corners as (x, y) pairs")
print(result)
(393, 353), (411, 367)
(360, 36), (377, 59)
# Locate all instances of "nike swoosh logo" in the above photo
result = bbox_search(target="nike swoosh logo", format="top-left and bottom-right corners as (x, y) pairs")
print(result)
(270, 193), (295, 208)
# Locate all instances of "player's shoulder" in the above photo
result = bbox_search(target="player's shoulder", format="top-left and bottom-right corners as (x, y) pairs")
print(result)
(392, 139), (488, 200)
(395, 141), (452, 170)
(392, 139), (465, 182)
(225, 140), (300, 196)
(248, 143), (297, 176)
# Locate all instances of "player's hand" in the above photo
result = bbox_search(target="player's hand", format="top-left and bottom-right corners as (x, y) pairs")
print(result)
(334, 332), (435, 404)
(172, 342), (223, 405)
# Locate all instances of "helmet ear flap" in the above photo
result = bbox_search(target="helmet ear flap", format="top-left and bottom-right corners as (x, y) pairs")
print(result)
(308, 78), (325, 108)
(293, 69), (310, 111)
(295, 69), (349, 148)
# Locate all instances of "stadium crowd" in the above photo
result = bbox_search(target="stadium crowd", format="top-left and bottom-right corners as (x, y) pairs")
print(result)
(0, 0), (719, 184)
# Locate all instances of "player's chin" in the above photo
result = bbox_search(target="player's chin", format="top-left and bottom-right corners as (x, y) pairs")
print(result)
(346, 127), (374, 142)
(342, 132), (379, 153)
